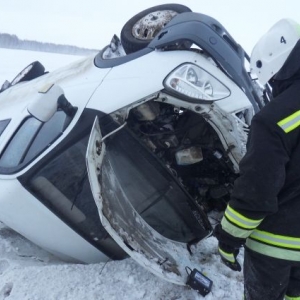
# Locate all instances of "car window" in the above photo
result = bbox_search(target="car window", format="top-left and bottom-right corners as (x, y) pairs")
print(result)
(0, 111), (69, 170)
(24, 112), (68, 162)
(0, 119), (10, 137)
(0, 118), (42, 168)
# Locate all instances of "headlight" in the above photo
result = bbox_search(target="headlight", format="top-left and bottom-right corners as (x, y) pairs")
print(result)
(164, 64), (230, 101)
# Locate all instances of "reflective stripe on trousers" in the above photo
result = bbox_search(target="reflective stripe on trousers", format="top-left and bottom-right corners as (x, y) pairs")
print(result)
(246, 229), (300, 261)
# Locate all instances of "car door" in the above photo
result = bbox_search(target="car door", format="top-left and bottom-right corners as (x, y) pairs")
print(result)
(86, 116), (212, 285)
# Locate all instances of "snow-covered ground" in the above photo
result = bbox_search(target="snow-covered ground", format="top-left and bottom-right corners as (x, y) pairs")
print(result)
(0, 48), (91, 84)
(0, 48), (244, 300)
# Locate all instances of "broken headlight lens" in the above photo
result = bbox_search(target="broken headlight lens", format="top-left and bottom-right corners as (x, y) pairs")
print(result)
(164, 64), (230, 101)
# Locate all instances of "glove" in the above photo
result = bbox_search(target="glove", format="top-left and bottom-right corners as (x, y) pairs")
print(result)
(218, 242), (241, 272)
(213, 223), (245, 272)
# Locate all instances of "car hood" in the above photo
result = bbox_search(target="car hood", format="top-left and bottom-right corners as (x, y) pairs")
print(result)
(86, 116), (212, 285)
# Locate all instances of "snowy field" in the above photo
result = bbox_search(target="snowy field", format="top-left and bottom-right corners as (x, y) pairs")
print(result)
(0, 48), (244, 300)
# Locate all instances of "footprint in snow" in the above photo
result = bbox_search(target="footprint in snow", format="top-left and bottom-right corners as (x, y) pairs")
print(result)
(0, 282), (13, 299)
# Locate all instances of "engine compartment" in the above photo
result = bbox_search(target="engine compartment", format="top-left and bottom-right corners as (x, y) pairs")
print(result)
(126, 100), (238, 212)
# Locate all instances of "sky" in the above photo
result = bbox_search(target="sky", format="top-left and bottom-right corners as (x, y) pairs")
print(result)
(1, 0), (300, 54)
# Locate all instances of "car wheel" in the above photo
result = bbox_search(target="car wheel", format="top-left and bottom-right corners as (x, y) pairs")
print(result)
(120, 4), (192, 54)
(10, 61), (45, 86)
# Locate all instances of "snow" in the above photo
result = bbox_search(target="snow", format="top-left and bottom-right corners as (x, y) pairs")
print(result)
(0, 48), (245, 299)
(0, 48), (87, 84)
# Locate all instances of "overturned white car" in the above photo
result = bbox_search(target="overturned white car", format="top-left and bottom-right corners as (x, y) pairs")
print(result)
(0, 4), (269, 288)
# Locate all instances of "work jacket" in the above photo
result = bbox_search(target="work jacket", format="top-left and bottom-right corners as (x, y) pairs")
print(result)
(221, 78), (300, 261)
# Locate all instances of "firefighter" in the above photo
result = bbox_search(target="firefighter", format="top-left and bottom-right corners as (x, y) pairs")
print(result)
(214, 18), (300, 300)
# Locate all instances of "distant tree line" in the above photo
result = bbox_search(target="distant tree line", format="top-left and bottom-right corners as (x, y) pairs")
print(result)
(0, 33), (98, 56)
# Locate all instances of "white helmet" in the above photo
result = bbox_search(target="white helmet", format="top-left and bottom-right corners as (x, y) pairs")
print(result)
(250, 18), (300, 85)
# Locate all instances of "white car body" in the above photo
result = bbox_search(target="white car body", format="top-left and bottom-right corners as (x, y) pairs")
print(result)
(0, 11), (267, 286)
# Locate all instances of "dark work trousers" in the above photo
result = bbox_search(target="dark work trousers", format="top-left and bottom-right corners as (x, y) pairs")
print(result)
(244, 247), (300, 300)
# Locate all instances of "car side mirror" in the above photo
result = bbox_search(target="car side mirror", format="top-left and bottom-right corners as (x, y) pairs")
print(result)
(27, 84), (64, 122)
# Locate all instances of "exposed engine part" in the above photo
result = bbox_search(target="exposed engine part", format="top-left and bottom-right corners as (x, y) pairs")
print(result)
(213, 150), (223, 160)
(132, 102), (160, 121)
(210, 185), (230, 199)
(175, 146), (203, 165)
(162, 135), (179, 149)
(126, 100), (238, 212)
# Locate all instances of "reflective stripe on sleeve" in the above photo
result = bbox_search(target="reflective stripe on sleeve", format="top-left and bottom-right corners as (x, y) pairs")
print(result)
(284, 295), (300, 300)
(285, 295), (300, 300)
(224, 205), (263, 229)
(277, 110), (300, 133)
(221, 205), (263, 239)
(250, 230), (300, 250)
(221, 217), (253, 239)
(218, 247), (235, 263)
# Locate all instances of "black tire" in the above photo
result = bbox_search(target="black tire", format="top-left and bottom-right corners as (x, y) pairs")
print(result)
(121, 4), (192, 54)
(10, 61), (45, 86)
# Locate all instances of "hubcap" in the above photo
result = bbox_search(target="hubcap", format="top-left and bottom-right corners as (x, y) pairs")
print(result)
(132, 10), (178, 40)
